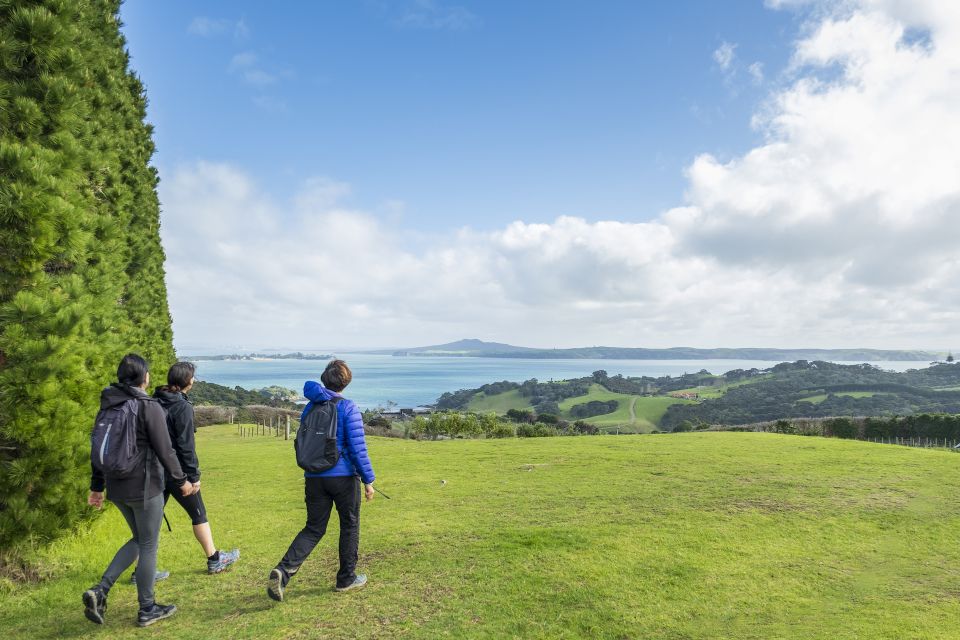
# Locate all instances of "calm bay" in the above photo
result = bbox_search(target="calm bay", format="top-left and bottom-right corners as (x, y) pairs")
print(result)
(190, 354), (926, 410)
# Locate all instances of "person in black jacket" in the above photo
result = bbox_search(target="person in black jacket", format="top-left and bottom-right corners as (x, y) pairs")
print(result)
(154, 361), (239, 574)
(84, 354), (197, 628)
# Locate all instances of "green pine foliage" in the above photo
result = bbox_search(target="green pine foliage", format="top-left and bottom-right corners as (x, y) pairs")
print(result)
(0, 0), (174, 557)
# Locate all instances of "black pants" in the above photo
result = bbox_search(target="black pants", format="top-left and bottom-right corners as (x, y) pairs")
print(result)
(163, 485), (208, 525)
(276, 476), (361, 588)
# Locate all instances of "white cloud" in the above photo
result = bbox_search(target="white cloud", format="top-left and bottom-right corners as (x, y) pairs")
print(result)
(229, 51), (282, 87)
(188, 17), (248, 38)
(160, 0), (960, 350)
(713, 41), (738, 71)
(748, 61), (765, 84)
(397, 0), (481, 30)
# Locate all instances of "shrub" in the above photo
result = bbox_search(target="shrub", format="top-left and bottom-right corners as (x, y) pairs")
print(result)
(516, 423), (559, 438)
(774, 419), (796, 434)
(824, 417), (857, 439)
(506, 408), (536, 423)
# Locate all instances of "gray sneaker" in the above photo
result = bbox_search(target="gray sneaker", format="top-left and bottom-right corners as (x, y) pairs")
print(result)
(335, 574), (367, 592)
(130, 569), (170, 585)
(208, 548), (240, 574)
(267, 568), (286, 602)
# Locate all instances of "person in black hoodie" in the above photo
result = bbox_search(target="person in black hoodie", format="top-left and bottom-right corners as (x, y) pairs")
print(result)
(83, 354), (197, 628)
(154, 361), (239, 573)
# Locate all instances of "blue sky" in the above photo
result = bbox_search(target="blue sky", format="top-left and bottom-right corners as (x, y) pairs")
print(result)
(120, 0), (960, 352)
(121, 0), (797, 230)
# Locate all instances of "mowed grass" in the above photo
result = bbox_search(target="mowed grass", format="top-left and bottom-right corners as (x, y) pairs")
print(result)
(466, 383), (693, 431)
(558, 384), (692, 432)
(3, 426), (960, 639)
(466, 389), (532, 413)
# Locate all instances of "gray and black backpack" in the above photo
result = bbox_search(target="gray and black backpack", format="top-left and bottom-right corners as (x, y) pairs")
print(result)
(295, 398), (341, 473)
(91, 398), (142, 478)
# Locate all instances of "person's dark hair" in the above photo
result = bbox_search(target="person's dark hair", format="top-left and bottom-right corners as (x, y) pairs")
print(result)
(159, 361), (197, 393)
(320, 359), (352, 392)
(117, 353), (149, 387)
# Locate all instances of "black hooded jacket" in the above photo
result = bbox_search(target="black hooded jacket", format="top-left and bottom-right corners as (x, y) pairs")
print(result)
(90, 384), (187, 501)
(154, 388), (201, 483)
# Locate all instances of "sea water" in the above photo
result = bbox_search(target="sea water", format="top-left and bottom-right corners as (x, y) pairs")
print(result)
(190, 354), (926, 410)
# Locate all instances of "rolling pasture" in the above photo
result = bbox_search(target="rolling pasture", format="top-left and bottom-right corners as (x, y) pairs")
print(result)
(2, 426), (959, 639)
(0, 426), (960, 640)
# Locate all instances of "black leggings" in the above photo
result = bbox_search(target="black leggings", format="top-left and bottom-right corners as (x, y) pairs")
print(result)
(164, 486), (209, 525)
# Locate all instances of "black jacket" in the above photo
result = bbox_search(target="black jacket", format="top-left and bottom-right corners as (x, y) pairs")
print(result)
(154, 388), (201, 483)
(90, 384), (187, 501)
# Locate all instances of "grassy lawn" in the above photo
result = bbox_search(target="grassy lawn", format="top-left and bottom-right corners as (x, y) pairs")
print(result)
(558, 384), (690, 432)
(798, 391), (886, 404)
(4, 427), (959, 639)
(466, 389), (532, 413)
(466, 384), (696, 431)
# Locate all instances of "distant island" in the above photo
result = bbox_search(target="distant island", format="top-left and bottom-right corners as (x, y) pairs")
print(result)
(368, 338), (939, 362)
(185, 352), (334, 361)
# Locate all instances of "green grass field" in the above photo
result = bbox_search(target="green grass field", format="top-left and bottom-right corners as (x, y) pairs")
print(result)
(557, 384), (693, 432)
(3, 426), (960, 639)
(466, 389), (532, 413)
(466, 383), (693, 431)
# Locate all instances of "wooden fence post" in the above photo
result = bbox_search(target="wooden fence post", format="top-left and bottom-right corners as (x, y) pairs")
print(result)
(285, 415), (290, 440)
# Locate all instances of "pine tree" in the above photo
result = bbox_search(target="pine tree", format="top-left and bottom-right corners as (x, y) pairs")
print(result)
(0, 0), (174, 557)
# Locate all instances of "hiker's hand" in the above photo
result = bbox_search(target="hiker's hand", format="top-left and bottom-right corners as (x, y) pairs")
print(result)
(192, 481), (201, 495)
(364, 484), (375, 502)
(180, 482), (195, 497)
(88, 491), (104, 509)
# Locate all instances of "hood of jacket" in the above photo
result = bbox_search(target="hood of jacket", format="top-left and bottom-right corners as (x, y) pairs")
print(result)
(100, 383), (149, 410)
(154, 387), (188, 409)
(303, 380), (341, 404)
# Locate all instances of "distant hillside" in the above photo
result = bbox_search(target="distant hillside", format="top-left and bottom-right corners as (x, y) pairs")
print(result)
(374, 338), (535, 356)
(435, 361), (960, 432)
(373, 339), (938, 361)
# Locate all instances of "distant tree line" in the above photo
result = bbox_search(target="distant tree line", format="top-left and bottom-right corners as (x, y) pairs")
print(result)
(713, 413), (960, 442)
(186, 352), (333, 361)
(189, 381), (302, 409)
(569, 400), (618, 418)
(406, 410), (602, 440)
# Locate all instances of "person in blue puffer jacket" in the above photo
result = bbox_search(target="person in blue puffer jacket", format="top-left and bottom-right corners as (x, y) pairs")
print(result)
(267, 359), (376, 601)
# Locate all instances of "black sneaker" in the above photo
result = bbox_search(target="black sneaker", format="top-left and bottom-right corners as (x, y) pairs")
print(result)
(82, 587), (107, 624)
(137, 603), (177, 627)
(267, 568), (285, 602)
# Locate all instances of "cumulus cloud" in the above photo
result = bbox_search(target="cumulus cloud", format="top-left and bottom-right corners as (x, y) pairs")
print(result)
(161, 0), (960, 350)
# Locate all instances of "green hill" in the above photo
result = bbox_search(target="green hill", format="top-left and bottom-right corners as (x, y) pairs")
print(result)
(3, 425), (959, 639)
(466, 389), (532, 413)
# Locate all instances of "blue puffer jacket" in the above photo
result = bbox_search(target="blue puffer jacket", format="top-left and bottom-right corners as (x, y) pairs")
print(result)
(301, 381), (375, 484)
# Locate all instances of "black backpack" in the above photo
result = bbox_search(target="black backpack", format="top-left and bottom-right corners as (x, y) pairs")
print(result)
(295, 398), (341, 473)
(91, 398), (142, 478)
